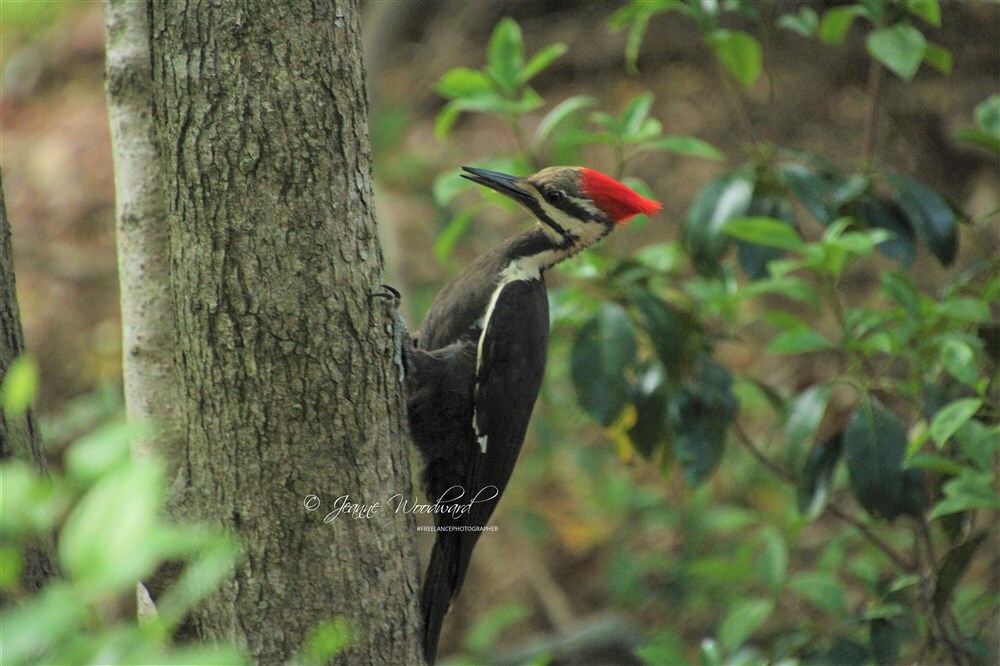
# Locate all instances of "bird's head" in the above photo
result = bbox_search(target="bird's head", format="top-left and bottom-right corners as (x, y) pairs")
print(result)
(461, 165), (661, 251)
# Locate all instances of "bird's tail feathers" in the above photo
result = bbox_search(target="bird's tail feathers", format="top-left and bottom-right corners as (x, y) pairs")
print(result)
(421, 536), (457, 665)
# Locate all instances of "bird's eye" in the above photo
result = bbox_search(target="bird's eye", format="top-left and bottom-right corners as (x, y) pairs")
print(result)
(545, 189), (564, 205)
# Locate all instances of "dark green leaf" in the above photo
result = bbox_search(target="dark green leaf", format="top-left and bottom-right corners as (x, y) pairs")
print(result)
(534, 95), (595, 146)
(933, 532), (988, 612)
(669, 356), (737, 485)
(870, 618), (901, 666)
(819, 6), (864, 44)
(487, 18), (524, 95)
(570, 303), (638, 426)
(797, 431), (844, 519)
(628, 366), (671, 460)
(862, 196), (917, 267)
(885, 174), (958, 265)
(931, 469), (1000, 518)
(518, 43), (567, 85)
(684, 170), (755, 275)
(628, 285), (696, 378)
(707, 29), (762, 87)
(866, 24), (927, 80)
(813, 638), (870, 665)
(780, 163), (839, 225)
(844, 397), (913, 520)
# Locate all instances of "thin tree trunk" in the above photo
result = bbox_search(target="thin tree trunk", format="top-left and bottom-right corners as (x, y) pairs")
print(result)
(102, 0), (184, 621)
(146, 1), (423, 662)
(0, 173), (57, 594)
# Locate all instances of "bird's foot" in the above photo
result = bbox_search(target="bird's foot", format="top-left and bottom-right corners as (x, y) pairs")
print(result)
(371, 284), (409, 383)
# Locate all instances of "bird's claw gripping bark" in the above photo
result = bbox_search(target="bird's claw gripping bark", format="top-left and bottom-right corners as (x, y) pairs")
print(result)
(371, 284), (409, 383)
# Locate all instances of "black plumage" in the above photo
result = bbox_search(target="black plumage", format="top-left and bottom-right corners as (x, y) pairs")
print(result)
(402, 166), (661, 663)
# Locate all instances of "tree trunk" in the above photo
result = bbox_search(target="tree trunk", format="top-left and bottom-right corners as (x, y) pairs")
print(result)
(0, 173), (57, 594)
(146, 1), (423, 662)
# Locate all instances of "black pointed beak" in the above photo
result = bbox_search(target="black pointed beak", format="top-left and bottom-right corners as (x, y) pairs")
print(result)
(461, 166), (532, 205)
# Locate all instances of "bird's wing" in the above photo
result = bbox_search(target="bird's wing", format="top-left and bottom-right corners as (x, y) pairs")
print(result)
(451, 278), (549, 593)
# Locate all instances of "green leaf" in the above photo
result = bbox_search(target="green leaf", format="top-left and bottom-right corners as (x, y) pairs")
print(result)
(628, 285), (696, 378)
(758, 528), (788, 591)
(955, 128), (1000, 154)
(940, 339), (979, 387)
(933, 532), (988, 612)
(862, 196), (917, 267)
(870, 618), (901, 666)
(621, 93), (655, 137)
(780, 163), (839, 224)
(930, 398), (983, 447)
(844, 397), (916, 520)
(778, 7), (819, 37)
(570, 303), (638, 426)
(820, 6), (864, 44)
(300, 617), (354, 663)
(487, 18), (524, 95)
(534, 95), (595, 146)
(790, 572), (848, 616)
(786, 384), (834, 458)
(797, 431), (844, 519)
(719, 598), (774, 652)
(628, 366), (671, 460)
(707, 29), (762, 87)
(768, 329), (834, 355)
(723, 216), (804, 251)
(884, 174), (958, 266)
(669, 356), (737, 486)
(436, 67), (494, 99)
(518, 42), (567, 85)
(64, 419), (136, 483)
(930, 469), (1000, 518)
(907, 454), (964, 475)
(684, 170), (755, 275)
(434, 102), (463, 141)
(636, 630), (687, 666)
(906, 0), (941, 26)
(638, 135), (724, 160)
(59, 460), (164, 593)
(866, 24), (927, 80)
(976, 94), (1000, 136)
(433, 209), (476, 265)
(923, 42), (952, 74)
(1, 355), (39, 417)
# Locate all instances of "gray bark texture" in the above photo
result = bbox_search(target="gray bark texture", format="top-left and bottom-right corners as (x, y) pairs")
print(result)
(146, 1), (423, 662)
(0, 174), (57, 594)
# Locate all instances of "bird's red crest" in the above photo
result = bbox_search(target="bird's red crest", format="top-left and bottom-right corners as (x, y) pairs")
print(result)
(579, 168), (662, 224)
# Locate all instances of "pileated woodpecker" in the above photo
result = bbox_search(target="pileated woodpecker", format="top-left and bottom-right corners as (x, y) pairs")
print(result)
(402, 165), (660, 663)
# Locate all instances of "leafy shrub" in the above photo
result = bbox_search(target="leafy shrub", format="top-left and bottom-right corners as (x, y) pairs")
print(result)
(429, 2), (998, 663)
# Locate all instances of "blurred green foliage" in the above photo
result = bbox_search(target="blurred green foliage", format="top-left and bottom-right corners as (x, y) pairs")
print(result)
(426, 1), (998, 663)
(0, 361), (356, 665)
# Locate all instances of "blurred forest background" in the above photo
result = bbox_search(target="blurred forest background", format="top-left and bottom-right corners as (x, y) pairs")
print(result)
(1, 0), (998, 664)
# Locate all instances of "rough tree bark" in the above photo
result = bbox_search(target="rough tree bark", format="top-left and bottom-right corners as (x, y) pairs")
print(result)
(143, 0), (423, 662)
(0, 173), (57, 594)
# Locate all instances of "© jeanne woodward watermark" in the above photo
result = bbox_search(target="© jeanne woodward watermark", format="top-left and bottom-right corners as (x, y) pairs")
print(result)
(303, 485), (500, 523)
